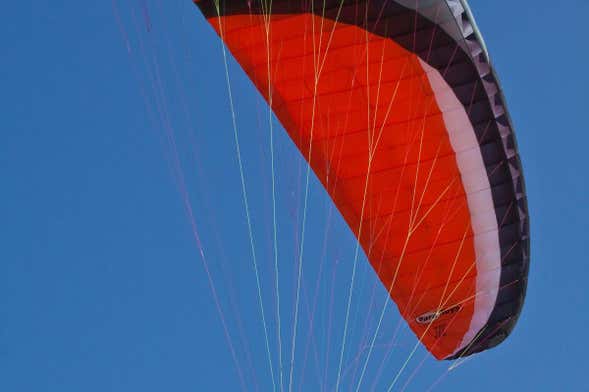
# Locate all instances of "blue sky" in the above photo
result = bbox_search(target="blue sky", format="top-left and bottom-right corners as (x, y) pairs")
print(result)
(4, 1), (589, 391)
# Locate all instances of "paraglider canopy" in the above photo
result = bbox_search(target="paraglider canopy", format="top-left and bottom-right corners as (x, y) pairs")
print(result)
(193, 0), (530, 360)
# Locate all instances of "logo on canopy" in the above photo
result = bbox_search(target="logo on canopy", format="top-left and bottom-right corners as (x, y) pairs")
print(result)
(416, 304), (462, 324)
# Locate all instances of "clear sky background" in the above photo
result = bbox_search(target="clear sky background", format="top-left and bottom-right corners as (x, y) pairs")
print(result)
(4, 1), (589, 391)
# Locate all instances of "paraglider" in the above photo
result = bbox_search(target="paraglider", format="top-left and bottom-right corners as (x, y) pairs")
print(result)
(192, 0), (529, 361)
